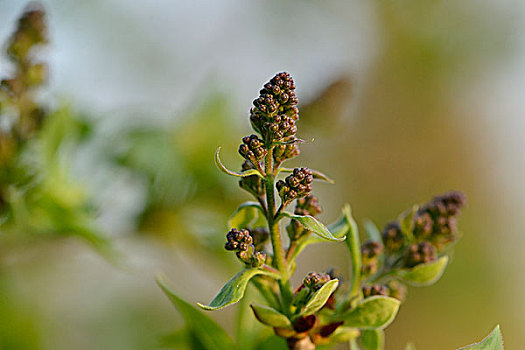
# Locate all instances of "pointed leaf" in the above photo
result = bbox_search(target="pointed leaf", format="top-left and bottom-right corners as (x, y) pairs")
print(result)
(331, 327), (360, 343)
(277, 167), (335, 184)
(458, 325), (503, 350)
(337, 296), (400, 330)
(156, 276), (238, 350)
(197, 269), (279, 310)
(228, 202), (265, 229)
(405, 343), (417, 350)
(250, 304), (292, 328)
(397, 256), (449, 286)
(343, 204), (362, 296)
(298, 279), (339, 317)
(399, 206), (417, 242)
(282, 212), (345, 242)
(361, 329), (385, 350)
(215, 147), (263, 178)
(363, 219), (382, 243)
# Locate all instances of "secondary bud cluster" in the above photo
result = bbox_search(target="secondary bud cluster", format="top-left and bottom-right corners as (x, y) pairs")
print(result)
(225, 228), (266, 267)
(250, 72), (299, 145)
(413, 191), (467, 250)
(276, 168), (313, 205)
(361, 240), (383, 278)
(238, 161), (265, 197)
(273, 143), (300, 164)
(380, 191), (466, 269)
(238, 135), (267, 166)
(382, 222), (405, 254)
(362, 284), (389, 298)
(303, 272), (331, 292)
(405, 242), (437, 268)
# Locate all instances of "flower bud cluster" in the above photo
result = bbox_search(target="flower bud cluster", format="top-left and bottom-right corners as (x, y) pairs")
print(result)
(303, 272), (331, 292)
(250, 72), (299, 145)
(6, 5), (47, 63)
(361, 240), (383, 278)
(413, 191), (467, 250)
(238, 161), (265, 197)
(405, 241), (437, 268)
(276, 168), (313, 205)
(0, 5), (48, 142)
(225, 228), (266, 267)
(382, 221), (405, 254)
(238, 135), (267, 166)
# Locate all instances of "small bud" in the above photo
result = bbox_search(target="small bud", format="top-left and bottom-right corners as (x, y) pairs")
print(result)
(360, 240), (383, 278)
(303, 272), (331, 292)
(362, 284), (389, 298)
(405, 242), (437, 268)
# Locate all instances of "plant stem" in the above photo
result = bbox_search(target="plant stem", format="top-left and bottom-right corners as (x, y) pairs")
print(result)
(265, 147), (294, 312)
(265, 147), (286, 276)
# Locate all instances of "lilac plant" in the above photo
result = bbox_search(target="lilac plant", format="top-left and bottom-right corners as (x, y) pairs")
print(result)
(157, 73), (503, 349)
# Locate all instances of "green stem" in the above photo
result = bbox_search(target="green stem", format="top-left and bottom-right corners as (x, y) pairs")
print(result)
(265, 147), (294, 313)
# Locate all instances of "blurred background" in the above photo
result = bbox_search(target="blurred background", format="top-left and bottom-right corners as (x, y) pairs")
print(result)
(0, 0), (524, 349)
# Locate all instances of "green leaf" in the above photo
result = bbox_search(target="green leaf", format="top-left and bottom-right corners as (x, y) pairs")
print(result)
(361, 329), (385, 350)
(458, 325), (503, 350)
(397, 256), (449, 286)
(228, 202), (265, 229)
(343, 204), (362, 296)
(277, 167), (335, 184)
(287, 212), (350, 262)
(215, 147), (263, 178)
(197, 269), (279, 310)
(299, 279), (339, 317)
(337, 296), (400, 330)
(250, 304), (292, 328)
(331, 327), (360, 343)
(399, 205), (417, 242)
(363, 219), (382, 243)
(156, 275), (238, 350)
(281, 212), (345, 242)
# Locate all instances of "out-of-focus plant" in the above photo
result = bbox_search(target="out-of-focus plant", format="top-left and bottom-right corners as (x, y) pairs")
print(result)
(0, 4), (107, 258)
(157, 73), (502, 349)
